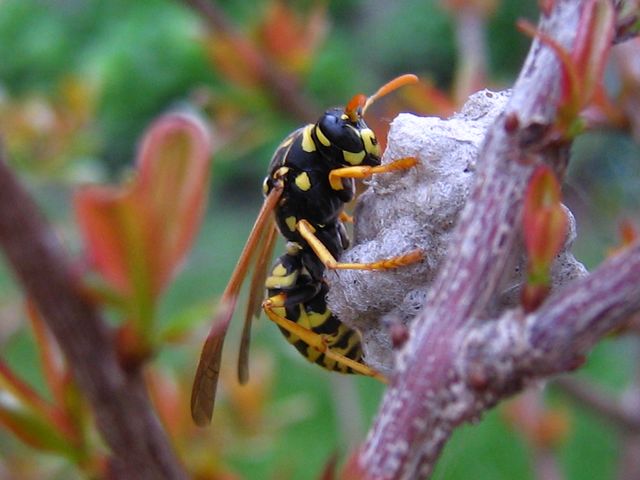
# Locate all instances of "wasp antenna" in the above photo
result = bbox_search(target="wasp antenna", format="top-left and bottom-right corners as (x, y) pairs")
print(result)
(345, 93), (366, 122)
(362, 73), (419, 115)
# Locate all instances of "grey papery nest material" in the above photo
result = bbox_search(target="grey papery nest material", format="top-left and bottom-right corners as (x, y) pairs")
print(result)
(327, 89), (588, 374)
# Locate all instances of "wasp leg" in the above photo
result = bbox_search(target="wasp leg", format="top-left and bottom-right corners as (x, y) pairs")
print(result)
(297, 219), (423, 270)
(263, 295), (386, 382)
(328, 157), (418, 190)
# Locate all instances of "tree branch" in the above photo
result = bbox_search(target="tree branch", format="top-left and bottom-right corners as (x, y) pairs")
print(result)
(340, 1), (640, 478)
(464, 240), (640, 395)
(0, 146), (187, 480)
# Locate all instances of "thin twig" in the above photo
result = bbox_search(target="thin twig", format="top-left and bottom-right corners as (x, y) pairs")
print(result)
(451, 6), (489, 104)
(554, 343), (640, 479)
(0, 145), (187, 480)
(554, 376), (640, 434)
(181, 0), (318, 122)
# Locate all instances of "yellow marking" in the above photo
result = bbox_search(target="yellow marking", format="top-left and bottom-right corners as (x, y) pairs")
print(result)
(343, 149), (366, 165)
(306, 346), (322, 362)
(341, 114), (349, 120)
(272, 264), (287, 276)
(274, 166), (289, 179)
(308, 309), (332, 328)
(285, 216), (297, 232)
(265, 270), (298, 289)
(301, 125), (316, 152)
(286, 242), (302, 255)
(361, 129), (381, 157)
(273, 306), (287, 318)
(263, 296), (386, 380)
(297, 308), (310, 329)
(315, 125), (331, 147)
(262, 177), (269, 195)
(294, 172), (311, 191)
(323, 357), (337, 370)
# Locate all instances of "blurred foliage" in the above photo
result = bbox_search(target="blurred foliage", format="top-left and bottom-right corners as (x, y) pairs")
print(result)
(0, 0), (534, 182)
(0, 0), (639, 479)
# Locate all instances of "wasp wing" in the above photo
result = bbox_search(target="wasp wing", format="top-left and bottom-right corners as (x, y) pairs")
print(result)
(236, 129), (299, 384)
(237, 220), (278, 384)
(191, 187), (282, 426)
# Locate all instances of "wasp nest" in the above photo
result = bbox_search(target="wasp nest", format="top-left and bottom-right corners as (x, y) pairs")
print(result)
(326, 89), (587, 375)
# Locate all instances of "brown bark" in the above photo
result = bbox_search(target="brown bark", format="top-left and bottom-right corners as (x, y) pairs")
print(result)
(0, 149), (187, 480)
(351, 1), (640, 478)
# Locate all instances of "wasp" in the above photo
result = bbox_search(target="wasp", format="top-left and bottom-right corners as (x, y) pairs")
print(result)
(264, 243), (368, 375)
(191, 74), (422, 426)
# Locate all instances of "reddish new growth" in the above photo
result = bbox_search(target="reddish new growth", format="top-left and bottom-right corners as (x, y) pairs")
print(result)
(521, 165), (568, 312)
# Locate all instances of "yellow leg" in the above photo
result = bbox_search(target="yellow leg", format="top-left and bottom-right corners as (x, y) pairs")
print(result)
(297, 219), (423, 270)
(263, 295), (386, 382)
(329, 157), (418, 190)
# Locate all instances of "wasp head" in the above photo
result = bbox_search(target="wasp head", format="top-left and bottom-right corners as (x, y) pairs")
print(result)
(312, 75), (418, 168)
(313, 103), (381, 167)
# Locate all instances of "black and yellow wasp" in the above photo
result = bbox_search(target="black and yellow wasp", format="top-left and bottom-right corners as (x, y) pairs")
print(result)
(191, 74), (422, 426)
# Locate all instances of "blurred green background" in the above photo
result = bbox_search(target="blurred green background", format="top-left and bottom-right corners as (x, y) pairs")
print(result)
(0, 0), (639, 479)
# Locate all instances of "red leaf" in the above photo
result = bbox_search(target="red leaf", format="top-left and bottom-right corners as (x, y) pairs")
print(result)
(74, 113), (212, 330)
(0, 401), (75, 456)
(521, 165), (567, 313)
(522, 165), (567, 275)
(517, 1), (615, 135)
(135, 113), (213, 293)
(503, 392), (571, 449)
(620, 220), (639, 247)
(0, 360), (77, 453)
(74, 184), (150, 298)
(571, 0), (615, 106)
(317, 451), (338, 480)
(26, 302), (68, 411)
(258, 0), (328, 74)
(613, 38), (640, 139)
(539, 0), (555, 16)
(204, 33), (263, 88)
(521, 283), (551, 313)
(608, 219), (640, 256)
(340, 448), (366, 480)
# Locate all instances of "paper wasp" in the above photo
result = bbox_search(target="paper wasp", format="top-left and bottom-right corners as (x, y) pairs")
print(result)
(191, 74), (422, 426)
